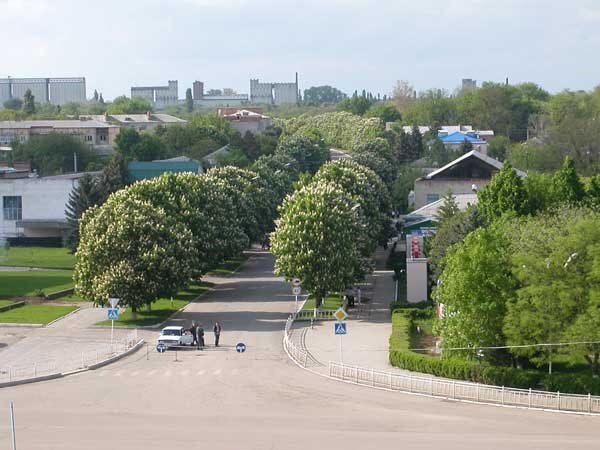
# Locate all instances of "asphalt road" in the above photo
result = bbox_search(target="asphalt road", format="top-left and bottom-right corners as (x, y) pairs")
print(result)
(0, 251), (598, 450)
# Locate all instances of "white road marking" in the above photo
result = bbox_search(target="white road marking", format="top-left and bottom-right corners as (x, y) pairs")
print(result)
(197, 370), (206, 376)
(147, 370), (157, 376)
(130, 371), (139, 377)
(113, 372), (122, 377)
(213, 369), (222, 375)
(164, 370), (171, 377)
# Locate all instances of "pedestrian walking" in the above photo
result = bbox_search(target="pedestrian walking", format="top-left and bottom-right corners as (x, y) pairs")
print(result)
(213, 321), (222, 347)
(190, 321), (198, 346)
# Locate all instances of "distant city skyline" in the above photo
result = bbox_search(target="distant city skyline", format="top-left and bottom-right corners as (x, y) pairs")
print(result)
(2, 0), (600, 101)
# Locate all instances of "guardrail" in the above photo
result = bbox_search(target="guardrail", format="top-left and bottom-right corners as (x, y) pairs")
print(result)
(0, 330), (140, 385)
(329, 361), (600, 415)
(294, 310), (336, 321)
(283, 314), (309, 368)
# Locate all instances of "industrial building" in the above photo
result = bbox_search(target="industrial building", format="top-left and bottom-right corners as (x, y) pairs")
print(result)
(0, 77), (86, 106)
(131, 80), (249, 108)
(131, 81), (179, 109)
(250, 73), (299, 105)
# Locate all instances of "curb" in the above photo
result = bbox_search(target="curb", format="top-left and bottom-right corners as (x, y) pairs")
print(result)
(0, 323), (44, 328)
(0, 339), (145, 389)
(0, 373), (64, 388)
(88, 339), (145, 370)
(45, 306), (81, 327)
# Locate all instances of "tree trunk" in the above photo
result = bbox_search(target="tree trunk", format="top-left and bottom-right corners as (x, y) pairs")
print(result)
(314, 294), (323, 317)
(131, 306), (137, 321)
(592, 352), (599, 377)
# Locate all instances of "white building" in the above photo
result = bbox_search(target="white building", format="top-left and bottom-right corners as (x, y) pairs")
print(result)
(413, 150), (526, 209)
(0, 172), (98, 240)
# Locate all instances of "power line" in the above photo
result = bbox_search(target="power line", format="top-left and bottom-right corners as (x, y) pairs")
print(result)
(406, 340), (600, 353)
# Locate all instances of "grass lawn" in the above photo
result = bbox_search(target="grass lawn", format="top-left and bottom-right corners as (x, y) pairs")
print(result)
(205, 254), (249, 276)
(96, 281), (214, 327)
(0, 270), (74, 297)
(0, 304), (78, 324)
(0, 300), (15, 307)
(0, 246), (75, 269)
(301, 293), (343, 311)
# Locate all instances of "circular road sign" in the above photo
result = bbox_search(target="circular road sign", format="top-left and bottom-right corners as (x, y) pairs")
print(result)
(291, 278), (301, 287)
(292, 286), (302, 296)
(236, 342), (247, 353)
(156, 343), (167, 353)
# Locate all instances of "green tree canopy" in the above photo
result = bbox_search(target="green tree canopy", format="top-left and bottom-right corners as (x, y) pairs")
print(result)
(552, 156), (586, 204)
(271, 180), (362, 309)
(303, 85), (346, 105)
(74, 191), (195, 317)
(364, 103), (401, 123)
(115, 128), (166, 161)
(9, 133), (96, 176)
(107, 96), (153, 114)
(477, 161), (529, 222)
(437, 224), (515, 361)
(275, 133), (329, 174)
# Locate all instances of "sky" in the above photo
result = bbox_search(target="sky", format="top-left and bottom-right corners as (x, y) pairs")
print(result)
(1, 0), (600, 101)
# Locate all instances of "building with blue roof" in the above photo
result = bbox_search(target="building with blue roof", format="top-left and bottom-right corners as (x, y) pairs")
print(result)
(439, 131), (488, 154)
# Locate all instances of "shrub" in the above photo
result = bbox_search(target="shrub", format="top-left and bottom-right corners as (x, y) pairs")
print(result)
(541, 373), (600, 396)
(389, 309), (543, 390)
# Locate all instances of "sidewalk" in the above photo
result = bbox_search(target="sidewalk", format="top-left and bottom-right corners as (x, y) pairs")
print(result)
(302, 247), (401, 373)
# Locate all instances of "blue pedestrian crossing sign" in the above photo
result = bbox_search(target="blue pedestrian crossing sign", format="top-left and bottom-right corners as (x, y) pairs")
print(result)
(334, 322), (347, 335)
(236, 342), (246, 353)
(107, 308), (119, 321)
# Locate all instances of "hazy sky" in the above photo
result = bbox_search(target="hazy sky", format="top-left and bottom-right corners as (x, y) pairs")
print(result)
(2, 0), (600, 100)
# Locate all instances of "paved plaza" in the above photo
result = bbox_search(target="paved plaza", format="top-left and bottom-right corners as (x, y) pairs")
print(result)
(0, 251), (598, 449)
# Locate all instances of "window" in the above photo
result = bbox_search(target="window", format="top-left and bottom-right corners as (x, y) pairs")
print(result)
(3, 196), (22, 220)
(99, 134), (106, 142)
(84, 135), (93, 142)
(426, 194), (440, 204)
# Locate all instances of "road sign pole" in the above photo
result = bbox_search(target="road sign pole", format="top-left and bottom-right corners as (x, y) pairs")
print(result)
(10, 401), (17, 450)
(340, 333), (343, 364)
(111, 319), (114, 350)
(295, 294), (298, 312)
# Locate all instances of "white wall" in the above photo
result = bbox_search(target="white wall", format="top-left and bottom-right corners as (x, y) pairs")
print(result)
(414, 178), (490, 209)
(0, 177), (77, 238)
(406, 258), (428, 303)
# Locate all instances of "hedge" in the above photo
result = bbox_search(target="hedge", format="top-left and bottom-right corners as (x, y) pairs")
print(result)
(389, 309), (600, 395)
(389, 309), (543, 390)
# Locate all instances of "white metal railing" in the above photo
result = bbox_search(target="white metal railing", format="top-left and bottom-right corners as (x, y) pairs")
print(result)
(329, 361), (600, 415)
(283, 314), (309, 368)
(0, 330), (140, 385)
(294, 309), (336, 321)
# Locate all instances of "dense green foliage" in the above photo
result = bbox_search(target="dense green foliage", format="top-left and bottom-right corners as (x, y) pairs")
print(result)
(277, 111), (384, 150)
(303, 85), (346, 106)
(10, 133), (97, 176)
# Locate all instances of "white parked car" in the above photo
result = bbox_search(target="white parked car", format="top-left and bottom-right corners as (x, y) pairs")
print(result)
(157, 326), (194, 348)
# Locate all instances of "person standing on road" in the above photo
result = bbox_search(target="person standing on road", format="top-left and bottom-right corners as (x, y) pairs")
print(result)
(198, 324), (205, 350)
(190, 321), (198, 346)
(213, 321), (222, 347)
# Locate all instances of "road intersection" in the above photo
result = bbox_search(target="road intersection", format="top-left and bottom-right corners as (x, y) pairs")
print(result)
(1, 251), (598, 449)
